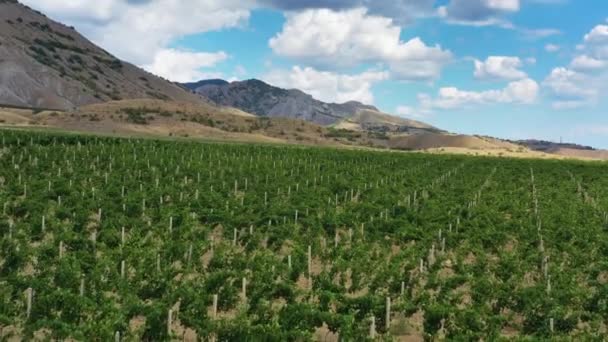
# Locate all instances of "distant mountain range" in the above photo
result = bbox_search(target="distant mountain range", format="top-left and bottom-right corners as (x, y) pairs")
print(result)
(182, 78), (378, 125)
(182, 78), (439, 133)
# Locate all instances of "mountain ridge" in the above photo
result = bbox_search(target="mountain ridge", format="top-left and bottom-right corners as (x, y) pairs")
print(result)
(0, 0), (203, 110)
(183, 78), (439, 134)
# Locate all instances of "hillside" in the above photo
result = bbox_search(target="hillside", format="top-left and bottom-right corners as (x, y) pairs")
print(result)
(517, 139), (608, 160)
(335, 109), (440, 134)
(0, 100), (391, 148)
(0, 0), (202, 110)
(183, 79), (439, 134)
(2, 100), (575, 160)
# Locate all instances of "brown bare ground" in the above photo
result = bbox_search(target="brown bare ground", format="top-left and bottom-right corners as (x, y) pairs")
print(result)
(314, 323), (339, 342)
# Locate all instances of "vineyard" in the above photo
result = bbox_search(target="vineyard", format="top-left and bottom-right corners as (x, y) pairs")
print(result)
(1, 129), (608, 341)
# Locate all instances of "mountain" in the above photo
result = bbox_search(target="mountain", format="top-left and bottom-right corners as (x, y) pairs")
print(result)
(183, 78), (439, 133)
(516, 139), (608, 160)
(516, 139), (595, 152)
(0, 0), (202, 110)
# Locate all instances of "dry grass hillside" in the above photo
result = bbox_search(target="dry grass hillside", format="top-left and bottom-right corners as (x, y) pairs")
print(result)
(1, 99), (598, 161)
(336, 109), (439, 133)
(0, 99), (383, 147)
(549, 148), (608, 160)
(388, 133), (519, 150)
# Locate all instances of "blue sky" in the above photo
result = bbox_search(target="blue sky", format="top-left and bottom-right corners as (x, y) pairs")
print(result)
(23, 0), (608, 148)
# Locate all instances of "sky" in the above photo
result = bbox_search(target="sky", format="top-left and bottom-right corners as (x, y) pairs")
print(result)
(21, 0), (608, 148)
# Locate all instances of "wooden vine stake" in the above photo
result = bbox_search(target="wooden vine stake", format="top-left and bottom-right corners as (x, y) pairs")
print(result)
(385, 297), (391, 332)
(187, 244), (193, 265)
(26, 287), (33, 319)
(212, 294), (218, 319)
(59, 241), (64, 259)
(80, 276), (85, 297)
(307, 245), (313, 289)
(307, 245), (312, 276)
(241, 277), (247, 302)
(114, 331), (120, 342)
(369, 316), (376, 339)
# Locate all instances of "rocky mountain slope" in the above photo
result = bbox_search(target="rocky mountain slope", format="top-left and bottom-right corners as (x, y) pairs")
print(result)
(0, 0), (202, 110)
(183, 79), (439, 133)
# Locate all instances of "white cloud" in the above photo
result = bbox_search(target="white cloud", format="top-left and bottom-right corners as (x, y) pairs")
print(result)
(486, 0), (520, 11)
(259, 0), (436, 26)
(542, 67), (598, 108)
(584, 24), (608, 44)
(142, 49), (228, 83)
(570, 55), (607, 71)
(21, 0), (124, 23)
(264, 66), (388, 104)
(420, 78), (539, 110)
(543, 22), (608, 109)
(93, 0), (249, 65)
(436, 0), (560, 40)
(474, 56), (528, 81)
(395, 105), (430, 119)
(269, 8), (452, 81)
(545, 44), (560, 52)
(437, 0), (519, 24)
(22, 0), (250, 81)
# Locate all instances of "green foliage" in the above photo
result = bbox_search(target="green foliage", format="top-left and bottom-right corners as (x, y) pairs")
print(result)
(0, 129), (607, 340)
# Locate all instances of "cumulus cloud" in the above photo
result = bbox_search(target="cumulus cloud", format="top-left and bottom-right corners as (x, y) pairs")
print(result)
(570, 55), (607, 71)
(474, 56), (528, 81)
(543, 67), (597, 103)
(436, 0), (560, 39)
(258, 0), (435, 25)
(584, 24), (608, 44)
(419, 78), (539, 110)
(142, 49), (228, 83)
(543, 22), (608, 109)
(437, 0), (519, 24)
(263, 66), (388, 104)
(395, 105), (431, 119)
(21, 0), (125, 23)
(269, 8), (452, 81)
(22, 0), (250, 82)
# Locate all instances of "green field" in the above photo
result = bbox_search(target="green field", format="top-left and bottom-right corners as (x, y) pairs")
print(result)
(1, 129), (608, 340)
